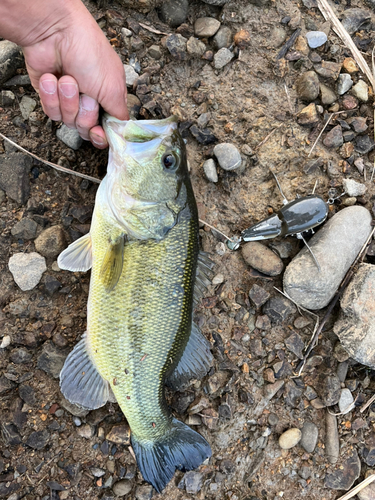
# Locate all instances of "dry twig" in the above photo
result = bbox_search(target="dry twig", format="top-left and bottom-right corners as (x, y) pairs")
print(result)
(336, 475), (375, 500)
(360, 393), (375, 413)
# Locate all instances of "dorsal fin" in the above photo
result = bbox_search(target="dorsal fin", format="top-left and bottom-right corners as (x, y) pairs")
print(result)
(166, 323), (213, 391)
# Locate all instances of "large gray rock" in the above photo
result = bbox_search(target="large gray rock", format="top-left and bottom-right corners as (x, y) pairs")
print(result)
(283, 206), (372, 309)
(0, 41), (24, 84)
(0, 152), (32, 204)
(334, 263), (375, 369)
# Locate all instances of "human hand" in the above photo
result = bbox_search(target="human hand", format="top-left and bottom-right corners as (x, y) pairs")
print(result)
(20, 1), (128, 148)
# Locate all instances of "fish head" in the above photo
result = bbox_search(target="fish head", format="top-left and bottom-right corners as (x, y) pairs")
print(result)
(103, 115), (191, 240)
(103, 115), (187, 203)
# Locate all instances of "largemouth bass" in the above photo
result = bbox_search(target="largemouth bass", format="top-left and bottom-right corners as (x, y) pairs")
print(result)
(58, 115), (213, 492)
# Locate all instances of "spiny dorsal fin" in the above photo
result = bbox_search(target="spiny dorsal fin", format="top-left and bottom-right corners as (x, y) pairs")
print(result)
(60, 333), (109, 410)
(100, 235), (125, 292)
(166, 322), (213, 391)
(57, 233), (92, 272)
(194, 252), (215, 306)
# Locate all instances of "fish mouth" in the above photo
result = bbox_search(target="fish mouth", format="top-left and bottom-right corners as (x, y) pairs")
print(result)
(103, 113), (178, 147)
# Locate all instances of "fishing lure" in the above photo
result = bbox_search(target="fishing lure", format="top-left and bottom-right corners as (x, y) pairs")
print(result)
(230, 172), (329, 270)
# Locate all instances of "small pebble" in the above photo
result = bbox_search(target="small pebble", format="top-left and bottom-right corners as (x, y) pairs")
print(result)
(342, 178), (366, 197)
(194, 17), (221, 38)
(305, 31), (327, 48)
(203, 159), (218, 183)
(113, 479), (133, 496)
(77, 424), (94, 439)
(213, 26), (232, 49)
(124, 65), (139, 86)
(56, 125), (83, 150)
(19, 96), (37, 120)
(300, 421), (318, 453)
(296, 71), (320, 102)
(213, 143), (241, 171)
(323, 125), (343, 148)
(8, 252), (47, 291)
(352, 80), (368, 102)
(166, 34), (187, 60)
(279, 428), (302, 449)
(337, 73), (353, 95)
(186, 37), (206, 57)
(325, 413), (339, 464)
(213, 48), (234, 70)
(242, 242), (283, 276)
(338, 388), (354, 414)
(0, 335), (11, 349)
(320, 83), (336, 105)
(297, 103), (319, 126)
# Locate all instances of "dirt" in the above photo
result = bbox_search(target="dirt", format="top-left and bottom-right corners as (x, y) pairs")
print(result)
(1, 0), (375, 499)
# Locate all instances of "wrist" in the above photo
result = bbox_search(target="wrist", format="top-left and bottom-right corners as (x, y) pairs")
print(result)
(0, 0), (86, 47)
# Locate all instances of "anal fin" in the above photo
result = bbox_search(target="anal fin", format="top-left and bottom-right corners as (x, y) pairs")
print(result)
(166, 323), (213, 391)
(57, 233), (92, 272)
(100, 235), (125, 292)
(60, 333), (109, 410)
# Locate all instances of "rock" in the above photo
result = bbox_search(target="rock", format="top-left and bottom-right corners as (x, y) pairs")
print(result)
(213, 143), (241, 171)
(0, 152), (32, 204)
(8, 252), (46, 291)
(342, 57), (358, 74)
(19, 385), (36, 406)
(306, 31), (327, 48)
(10, 347), (32, 364)
(148, 45), (162, 60)
(343, 179), (366, 197)
(11, 218), (38, 240)
(197, 112), (211, 128)
(249, 284), (270, 308)
(263, 296), (297, 323)
(325, 451), (361, 490)
(342, 94), (358, 110)
(106, 424), (131, 445)
(203, 159), (218, 183)
(338, 388), (354, 414)
(284, 332), (305, 359)
(34, 226), (67, 258)
(166, 34), (187, 60)
(0, 375), (16, 395)
(0, 90), (15, 106)
(112, 479), (132, 496)
(340, 142), (354, 158)
(314, 61), (341, 80)
(76, 423), (94, 439)
(201, 0), (228, 4)
(334, 343), (350, 362)
(182, 471), (203, 494)
(355, 135), (375, 154)
(43, 275), (62, 296)
(0, 335), (11, 349)
(186, 37), (206, 57)
(294, 36), (309, 56)
(213, 26), (232, 49)
(337, 74), (353, 95)
(341, 8), (370, 35)
(283, 380), (303, 407)
(296, 103), (319, 126)
(124, 65), (139, 86)
(320, 374), (341, 406)
(296, 71), (320, 102)
(256, 315), (271, 331)
(189, 125), (217, 145)
(363, 434), (375, 466)
(343, 130), (355, 142)
(214, 48), (234, 69)
(320, 84), (337, 105)
(300, 421), (318, 453)
(283, 206), (372, 309)
(242, 242), (283, 276)
(334, 264), (375, 369)
(352, 80), (368, 102)
(60, 396), (89, 417)
(323, 125), (343, 148)
(159, 0), (188, 27)
(0, 41), (24, 84)
(279, 428), (302, 449)
(56, 125), (83, 150)
(37, 341), (67, 379)
(127, 94), (141, 119)
(194, 18), (221, 38)
(135, 485), (153, 500)
(347, 116), (367, 133)
(325, 413), (339, 464)
(19, 96), (37, 120)
(26, 430), (50, 450)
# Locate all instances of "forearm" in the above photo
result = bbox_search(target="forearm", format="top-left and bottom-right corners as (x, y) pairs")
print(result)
(0, 0), (87, 47)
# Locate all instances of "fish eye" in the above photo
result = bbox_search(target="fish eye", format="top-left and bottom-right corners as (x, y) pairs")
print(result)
(162, 153), (178, 171)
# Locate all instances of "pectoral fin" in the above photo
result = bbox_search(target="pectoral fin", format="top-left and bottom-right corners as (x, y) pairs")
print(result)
(100, 235), (125, 292)
(57, 233), (92, 272)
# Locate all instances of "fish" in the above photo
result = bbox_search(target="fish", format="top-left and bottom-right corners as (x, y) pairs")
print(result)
(57, 115), (213, 492)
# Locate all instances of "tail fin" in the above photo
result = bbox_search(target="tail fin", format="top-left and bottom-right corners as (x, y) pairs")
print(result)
(131, 418), (211, 493)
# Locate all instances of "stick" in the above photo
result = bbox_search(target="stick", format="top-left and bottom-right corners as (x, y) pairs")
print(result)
(336, 475), (375, 500)
(0, 132), (100, 184)
(360, 393), (375, 413)
(308, 114), (332, 157)
(277, 28), (301, 60)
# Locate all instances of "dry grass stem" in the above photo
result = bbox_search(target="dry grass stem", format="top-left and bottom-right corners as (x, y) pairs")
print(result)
(360, 393), (375, 413)
(308, 114), (332, 157)
(255, 122), (285, 151)
(0, 132), (100, 184)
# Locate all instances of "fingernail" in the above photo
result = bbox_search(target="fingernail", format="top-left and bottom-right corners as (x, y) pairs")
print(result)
(60, 82), (78, 98)
(90, 133), (106, 146)
(40, 79), (56, 94)
(80, 95), (97, 112)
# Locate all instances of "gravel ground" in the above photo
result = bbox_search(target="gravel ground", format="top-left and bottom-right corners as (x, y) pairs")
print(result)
(1, 0), (375, 499)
